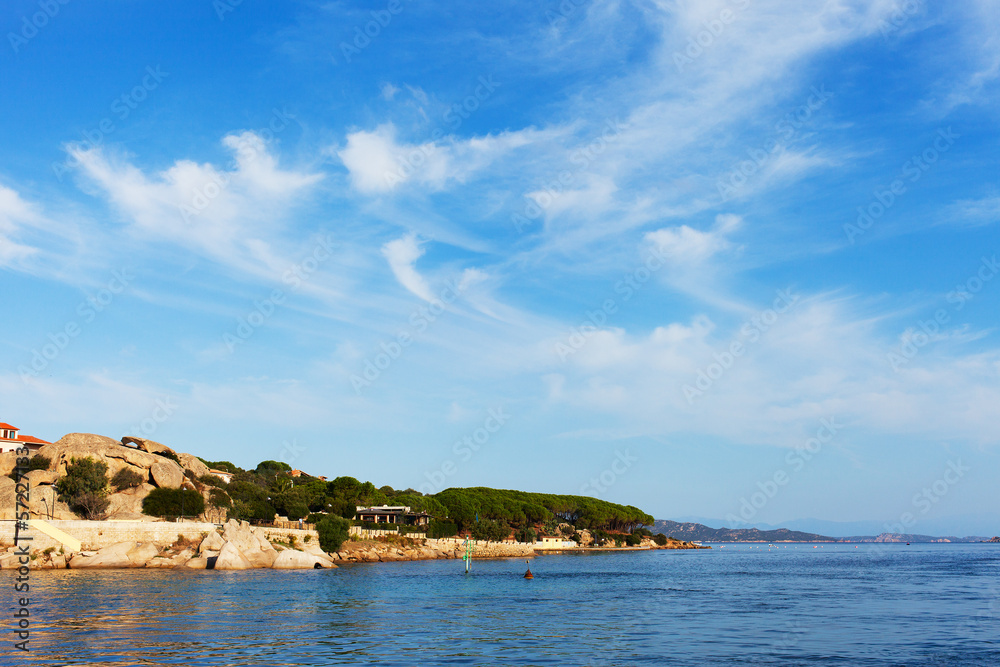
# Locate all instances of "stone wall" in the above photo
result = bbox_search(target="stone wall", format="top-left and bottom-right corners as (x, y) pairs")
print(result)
(0, 520), (324, 552)
(0, 519), (218, 551)
(427, 537), (534, 558)
(349, 526), (427, 540)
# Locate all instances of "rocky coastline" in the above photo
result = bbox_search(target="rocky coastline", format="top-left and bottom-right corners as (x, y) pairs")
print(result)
(2, 521), (706, 571)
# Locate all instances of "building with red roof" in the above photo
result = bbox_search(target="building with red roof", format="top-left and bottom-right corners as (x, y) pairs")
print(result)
(0, 422), (51, 454)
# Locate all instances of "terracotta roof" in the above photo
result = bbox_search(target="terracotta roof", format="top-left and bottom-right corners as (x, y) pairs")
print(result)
(0, 423), (18, 431)
(16, 435), (50, 445)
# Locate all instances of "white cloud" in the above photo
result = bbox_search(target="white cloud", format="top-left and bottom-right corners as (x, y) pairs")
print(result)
(0, 185), (41, 264)
(337, 123), (555, 195)
(546, 295), (1000, 447)
(380, 82), (400, 101)
(645, 214), (741, 264)
(69, 132), (323, 270)
(381, 233), (434, 301)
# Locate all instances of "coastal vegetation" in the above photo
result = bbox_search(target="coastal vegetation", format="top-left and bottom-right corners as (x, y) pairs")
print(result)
(317, 515), (351, 552)
(54, 456), (111, 520)
(142, 487), (206, 518)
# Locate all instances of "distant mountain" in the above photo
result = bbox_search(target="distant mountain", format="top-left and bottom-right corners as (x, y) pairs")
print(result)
(651, 520), (835, 543)
(837, 533), (990, 543)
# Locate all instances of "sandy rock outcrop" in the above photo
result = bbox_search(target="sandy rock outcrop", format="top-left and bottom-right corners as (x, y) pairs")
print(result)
(272, 549), (331, 569)
(200, 531), (225, 553)
(177, 453), (211, 479)
(214, 541), (253, 570)
(69, 541), (137, 569)
(149, 458), (184, 489)
(121, 437), (175, 457)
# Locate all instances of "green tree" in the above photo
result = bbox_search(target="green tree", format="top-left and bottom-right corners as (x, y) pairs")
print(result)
(110, 467), (145, 492)
(256, 460), (292, 474)
(317, 515), (351, 552)
(55, 457), (111, 520)
(142, 488), (206, 517)
(515, 526), (537, 543)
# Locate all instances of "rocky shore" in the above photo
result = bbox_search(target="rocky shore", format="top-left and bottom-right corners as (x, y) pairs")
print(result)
(2, 519), (336, 570)
(2, 520), (707, 571)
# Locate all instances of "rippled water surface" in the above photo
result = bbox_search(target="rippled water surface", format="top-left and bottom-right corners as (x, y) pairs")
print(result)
(8, 543), (1000, 665)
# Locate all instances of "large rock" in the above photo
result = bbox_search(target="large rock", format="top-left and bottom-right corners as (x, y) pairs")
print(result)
(0, 477), (15, 520)
(126, 542), (160, 566)
(107, 483), (156, 518)
(70, 541), (136, 569)
(272, 549), (334, 569)
(182, 557), (208, 569)
(42, 434), (159, 481)
(149, 459), (184, 489)
(176, 453), (211, 479)
(214, 541), (253, 570)
(121, 437), (175, 457)
(200, 531), (225, 553)
(24, 469), (59, 486)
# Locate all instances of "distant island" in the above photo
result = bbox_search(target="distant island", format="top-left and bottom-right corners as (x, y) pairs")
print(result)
(652, 519), (998, 543)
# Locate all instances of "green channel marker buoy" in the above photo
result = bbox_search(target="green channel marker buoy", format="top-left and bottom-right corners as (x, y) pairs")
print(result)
(462, 535), (473, 574)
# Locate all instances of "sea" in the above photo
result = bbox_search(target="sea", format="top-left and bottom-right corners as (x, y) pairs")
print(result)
(8, 543), (999, 666)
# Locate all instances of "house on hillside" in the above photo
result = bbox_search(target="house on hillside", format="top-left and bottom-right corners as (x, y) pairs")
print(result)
(0, 421), (50, 454)
(208, 468), (234, 484)
(355, 505), (432, 526)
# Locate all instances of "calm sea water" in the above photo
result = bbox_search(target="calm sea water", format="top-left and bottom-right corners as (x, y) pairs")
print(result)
(7, 543), (999, 666)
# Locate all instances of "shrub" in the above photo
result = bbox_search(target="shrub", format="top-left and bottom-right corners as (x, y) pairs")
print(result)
(111, 467), (145, 492)
(27, 454), (51, 472)
(208, 488), (232, 508)
(142, 488), (206, 517)
(230, 498), (276, 522)
(198, 474), (229, 489)
(317, 515), (351, 553)
(7, 454), (51, 480)
(155, 450), (182, 464)
(427, 520), (458, 538)
(624, 532), (642, 546)
(654, 533), (668, 546)
(55, 457), (110, 520)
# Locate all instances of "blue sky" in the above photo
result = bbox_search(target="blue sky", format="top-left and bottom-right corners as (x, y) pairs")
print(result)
(2, 0), (999, 534)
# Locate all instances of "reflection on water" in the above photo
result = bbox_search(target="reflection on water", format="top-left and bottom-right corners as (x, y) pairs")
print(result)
(7, 545), (1000, 666)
